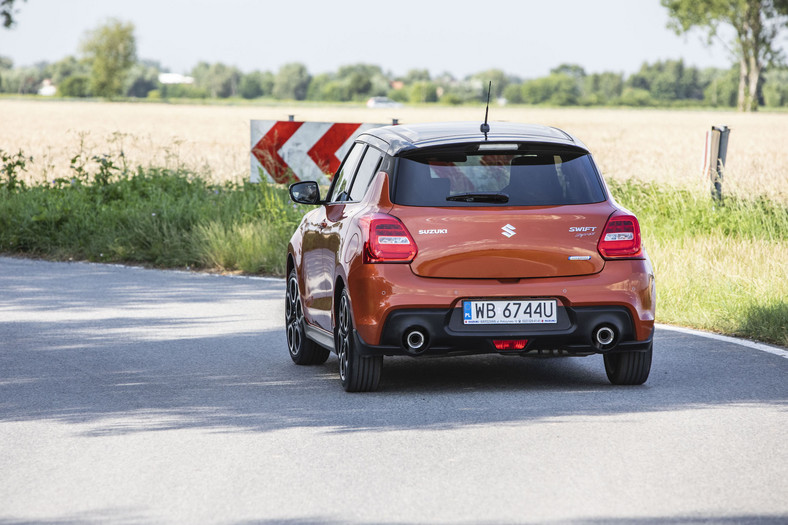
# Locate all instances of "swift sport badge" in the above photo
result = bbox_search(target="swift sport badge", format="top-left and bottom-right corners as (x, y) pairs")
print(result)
(570, 226), (597, 238)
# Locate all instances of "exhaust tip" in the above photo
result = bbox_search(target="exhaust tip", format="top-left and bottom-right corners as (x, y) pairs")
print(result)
(404, 328), (427, 354)
(596, 326), (615, 346)
(593, 325), (617, 351)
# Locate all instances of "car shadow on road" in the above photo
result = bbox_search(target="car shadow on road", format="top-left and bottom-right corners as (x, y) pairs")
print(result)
(1, 256), (786, 437)
(2, 318), (786, 437)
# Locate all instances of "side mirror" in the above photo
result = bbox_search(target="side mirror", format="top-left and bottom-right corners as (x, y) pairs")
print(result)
(289, 181), (321, 205)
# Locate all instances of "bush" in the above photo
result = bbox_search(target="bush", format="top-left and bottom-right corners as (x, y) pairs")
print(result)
(618, 87), (654, 107)
(58, 75), (91, 97)
(502, 84), (522, 104)
(408, 81), (438, 103)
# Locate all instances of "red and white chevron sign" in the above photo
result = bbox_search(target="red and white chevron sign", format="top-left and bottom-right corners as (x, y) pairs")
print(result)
(250, 120), (382, 184)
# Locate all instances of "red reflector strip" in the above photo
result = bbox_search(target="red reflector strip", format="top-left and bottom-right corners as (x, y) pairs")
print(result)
(493, 339), (528, 351)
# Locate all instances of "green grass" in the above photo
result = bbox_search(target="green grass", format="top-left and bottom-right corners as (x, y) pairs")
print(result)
(608, 179), (788, 347)
(1, 149), (786, 347)
(0, 149), (304, 274)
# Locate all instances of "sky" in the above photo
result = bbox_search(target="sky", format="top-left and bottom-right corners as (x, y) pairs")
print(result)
(0, 0), (776, 79)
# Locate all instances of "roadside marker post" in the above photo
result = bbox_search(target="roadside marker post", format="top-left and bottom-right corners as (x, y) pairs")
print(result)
(702, 125), (730, 203)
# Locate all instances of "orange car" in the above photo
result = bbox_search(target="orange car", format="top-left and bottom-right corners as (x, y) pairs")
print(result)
(286, 122), (655, 391)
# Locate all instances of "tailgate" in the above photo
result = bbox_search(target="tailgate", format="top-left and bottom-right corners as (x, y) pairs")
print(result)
(396, 203), (615, 279)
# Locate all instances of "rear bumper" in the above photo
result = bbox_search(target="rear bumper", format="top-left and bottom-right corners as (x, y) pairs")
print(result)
(354, 305), (654, 357)
(346, 259), (656, 346)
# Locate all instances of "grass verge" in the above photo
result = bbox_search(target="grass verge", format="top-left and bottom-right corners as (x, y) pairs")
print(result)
(0, 149), (304, 275)
(608, 179), (788, 347)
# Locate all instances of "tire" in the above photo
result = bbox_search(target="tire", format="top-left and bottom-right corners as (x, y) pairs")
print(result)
(603, 343), (652, 385)
(336, 289), (382, 392)
(285, 269), (329, 365)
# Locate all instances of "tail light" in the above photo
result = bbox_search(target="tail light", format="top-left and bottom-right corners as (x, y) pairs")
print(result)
(597, 213), (642, 259)
(362, 213), (418, 263)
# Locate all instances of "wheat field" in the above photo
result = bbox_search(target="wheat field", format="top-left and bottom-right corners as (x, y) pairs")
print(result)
(1, 98), (787, 201)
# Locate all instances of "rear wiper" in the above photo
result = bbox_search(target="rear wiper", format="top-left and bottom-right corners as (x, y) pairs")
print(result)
(446, 192), (509, 203)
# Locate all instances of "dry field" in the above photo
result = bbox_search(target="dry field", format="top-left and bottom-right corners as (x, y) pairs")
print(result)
(1, 98), (787, 201)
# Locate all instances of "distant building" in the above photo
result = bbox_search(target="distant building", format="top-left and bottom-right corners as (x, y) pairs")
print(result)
(158, 73), (195, 85)
(38, 79), (56, 96)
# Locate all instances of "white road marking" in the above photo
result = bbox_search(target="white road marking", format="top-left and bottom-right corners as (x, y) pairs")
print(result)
(656, 323), (788, 359)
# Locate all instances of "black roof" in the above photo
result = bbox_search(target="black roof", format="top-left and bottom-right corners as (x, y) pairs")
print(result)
(358, 121), (589, 156)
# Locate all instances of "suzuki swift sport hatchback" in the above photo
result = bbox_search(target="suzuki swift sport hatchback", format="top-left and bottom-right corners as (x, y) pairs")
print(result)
(286, 122), (655, 392)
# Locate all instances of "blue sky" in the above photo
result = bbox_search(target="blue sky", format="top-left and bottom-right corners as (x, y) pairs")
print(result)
(0, 0), (773, 78)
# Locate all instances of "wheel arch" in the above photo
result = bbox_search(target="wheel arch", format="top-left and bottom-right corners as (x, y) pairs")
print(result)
(334, 275), (347, 330)
(286, 251), (295, 279)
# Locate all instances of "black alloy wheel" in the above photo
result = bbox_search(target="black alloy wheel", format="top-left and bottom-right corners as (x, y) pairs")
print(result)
(286, 269), (329, 365)
(336, 289), (382, 392)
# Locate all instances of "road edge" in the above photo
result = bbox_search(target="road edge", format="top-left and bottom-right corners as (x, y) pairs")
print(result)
(656, 323), (788, 359)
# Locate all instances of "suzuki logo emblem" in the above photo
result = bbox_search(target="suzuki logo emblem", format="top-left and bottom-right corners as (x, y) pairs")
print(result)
(501, 224), (516, 238)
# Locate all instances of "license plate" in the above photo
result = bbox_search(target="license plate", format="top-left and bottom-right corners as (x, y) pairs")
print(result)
(463, 299), (557, 325)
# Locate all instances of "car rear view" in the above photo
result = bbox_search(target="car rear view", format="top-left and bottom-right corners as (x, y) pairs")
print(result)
(286, 122), (655, 391)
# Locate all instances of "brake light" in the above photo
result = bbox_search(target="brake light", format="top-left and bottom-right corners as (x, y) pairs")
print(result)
(362, 213), (418, 263)
(597, 214), (642, 258)
(493, 339), (528, 351)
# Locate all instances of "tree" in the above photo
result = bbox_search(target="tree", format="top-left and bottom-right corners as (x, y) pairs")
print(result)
(402, 68), (431, 83)
(582, 72), (624, 104)
(80, 18), (137, 98)
(662, 0), (788, 111)
(58, 75), (91, 97)
(190, 61), (240, 98)
(762, 67), (788, 105)
(0, 65), (44, 94)
(273, 62), (311, 100)
(124, 61), (159, 98)
(408, 81), (438, 103)
(502, 83), (523, 103)
(239, 71), (273, 99)
(49, 55), (91, 85)
(702, 66), (739, 106)
(626, 59), (705, 102)
(551, 63), (586, 80)
(469, 68), (509, 99)
(306, 73), (350, 101)
(0, 55), (9, 89)
(521, 74), (580, 106)
(1, 0), (25, 28)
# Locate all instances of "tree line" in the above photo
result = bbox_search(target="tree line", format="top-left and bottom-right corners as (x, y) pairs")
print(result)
(4, 49), (788, 109)
(2, 5), (788, 109)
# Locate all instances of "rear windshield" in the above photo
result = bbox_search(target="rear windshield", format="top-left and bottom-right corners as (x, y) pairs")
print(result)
(393, 148), (606, 206)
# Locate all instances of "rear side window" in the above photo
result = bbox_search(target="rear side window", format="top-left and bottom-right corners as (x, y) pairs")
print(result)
(348, 148), (383, 201)
(328, 143), (365, 203)
(393, 149), (605, 206)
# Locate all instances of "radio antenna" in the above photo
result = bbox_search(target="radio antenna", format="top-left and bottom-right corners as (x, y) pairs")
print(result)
(480, 81), (491, 140)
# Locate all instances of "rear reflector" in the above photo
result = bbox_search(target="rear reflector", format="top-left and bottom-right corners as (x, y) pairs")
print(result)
(362, 214), (418, 263)
(493, 339), (528, 351)
(597, 214), (642, 258)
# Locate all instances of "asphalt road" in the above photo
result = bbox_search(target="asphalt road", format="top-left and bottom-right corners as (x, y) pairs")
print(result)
(1, 257), (786, 524)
